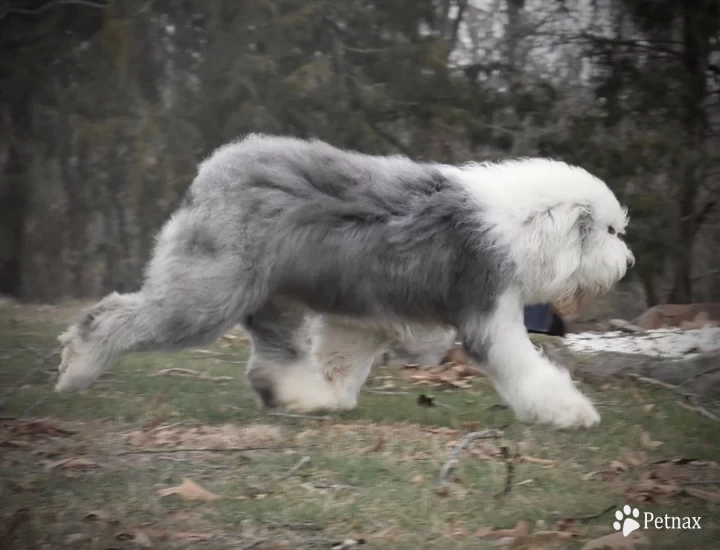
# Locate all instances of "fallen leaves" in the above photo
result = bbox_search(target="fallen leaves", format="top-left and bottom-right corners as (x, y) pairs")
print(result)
(401, 362), (483, 389)
(475, 519), (579, 547)
(157, 478), (219, 502)
(475, 520), (530, 539)
(579, 530), (650, 550)
(624, 458), (720, 504)
(0, 417), (76, 449)
(127, 423), (286, 450)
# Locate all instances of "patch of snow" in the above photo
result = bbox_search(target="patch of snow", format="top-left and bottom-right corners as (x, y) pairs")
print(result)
(564, 327), (720, 359)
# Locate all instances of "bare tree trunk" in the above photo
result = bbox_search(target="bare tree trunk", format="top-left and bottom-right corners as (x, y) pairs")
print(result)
(0, 97), (32, 298)
(668, 0), (713, 303)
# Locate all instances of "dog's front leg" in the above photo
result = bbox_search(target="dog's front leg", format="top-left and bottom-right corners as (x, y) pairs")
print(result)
(459, 290), (600, 429)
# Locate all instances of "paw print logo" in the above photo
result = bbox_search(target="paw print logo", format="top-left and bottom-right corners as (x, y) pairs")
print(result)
(614, 505), (641, 537)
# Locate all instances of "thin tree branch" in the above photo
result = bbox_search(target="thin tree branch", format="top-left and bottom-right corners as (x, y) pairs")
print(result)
(438, 429), (502, 485)
(0, 0), (108, 21)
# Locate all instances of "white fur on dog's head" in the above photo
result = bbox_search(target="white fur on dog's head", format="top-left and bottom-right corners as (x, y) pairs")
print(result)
(447, 159), (634, 309)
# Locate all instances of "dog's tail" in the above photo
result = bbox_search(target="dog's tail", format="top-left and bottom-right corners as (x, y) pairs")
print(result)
(55, 292), (145, 392)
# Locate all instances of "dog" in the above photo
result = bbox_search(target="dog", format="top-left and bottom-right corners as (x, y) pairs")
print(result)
(55, 134), (634, 429)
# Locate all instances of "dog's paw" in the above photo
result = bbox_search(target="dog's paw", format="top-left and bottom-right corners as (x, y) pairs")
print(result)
(54, 327), (99, 393)
(541, 392), (600, 429)
(511, 366), (600, 429)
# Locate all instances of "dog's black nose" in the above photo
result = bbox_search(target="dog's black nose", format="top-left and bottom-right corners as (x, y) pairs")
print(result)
(627, 255), (635, 269)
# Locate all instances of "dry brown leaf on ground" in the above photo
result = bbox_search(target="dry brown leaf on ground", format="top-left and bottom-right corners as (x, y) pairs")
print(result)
(401, 363), (482, 388)
(622, 450), (648, 467)
(683, 487), (720, 503)
(520, 456), (558, 467)
(84, 510), (112, 522)
(362, 436), (385, 454)
(475, 520), (530, 539)
(171, 532), (216, 541)
(115, 529), (153, 547)
(624, 477), (681, 504)
(579, 530), (650, 550)
(23, 418), (77, 437)
(639, 430), (663, 449)
(624, 458), (720, 504)
(445, 519), (469, 538)
(1, 417), (76, 448)
(157, 478), (219, 502)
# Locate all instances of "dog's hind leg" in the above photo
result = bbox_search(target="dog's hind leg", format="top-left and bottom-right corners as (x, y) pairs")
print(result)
(244, 300), (320, 410)
(245, 311), (388, 412)
(311, 317), (390, 409)
(55, 212), (255, 392)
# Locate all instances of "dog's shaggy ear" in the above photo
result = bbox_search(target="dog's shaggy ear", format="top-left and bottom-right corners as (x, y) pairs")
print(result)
(525, 203), (593, 239)
(572, 204), (594, 241)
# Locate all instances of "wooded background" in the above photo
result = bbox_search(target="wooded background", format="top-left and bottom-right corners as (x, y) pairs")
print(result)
(1, 0), (718, 307)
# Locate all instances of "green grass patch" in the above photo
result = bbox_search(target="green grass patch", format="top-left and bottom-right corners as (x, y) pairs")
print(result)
(1, 301), (719, 549)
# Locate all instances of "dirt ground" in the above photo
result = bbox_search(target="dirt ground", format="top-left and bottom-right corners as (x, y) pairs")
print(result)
(1, 301), (719, 549)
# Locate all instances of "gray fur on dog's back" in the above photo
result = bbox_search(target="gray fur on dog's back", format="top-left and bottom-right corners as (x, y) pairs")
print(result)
(181, 134), (510, 325)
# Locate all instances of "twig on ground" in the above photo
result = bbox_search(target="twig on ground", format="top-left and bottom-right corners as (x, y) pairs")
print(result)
(679, 365), (720, 387)
(682, 480), (720, 486)
(240, 540), (267, 550)
(438, 429), (502, 485)
(625, 373), (720, 422)
(116, 446), (287, 455)
(268, 411), (331, 421)
(677, 400), (720, 422)
(566, 504), (617, 521)
(624, 373), (688, 394)
(278, 455), (311, 480)
(495, 445), (515, 498)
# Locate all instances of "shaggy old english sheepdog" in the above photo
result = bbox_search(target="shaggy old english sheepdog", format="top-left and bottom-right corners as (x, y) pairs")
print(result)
(55, 134), (634, 429)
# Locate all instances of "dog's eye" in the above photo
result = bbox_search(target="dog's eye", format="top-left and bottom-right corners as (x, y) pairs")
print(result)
(608, 226), (616, 235)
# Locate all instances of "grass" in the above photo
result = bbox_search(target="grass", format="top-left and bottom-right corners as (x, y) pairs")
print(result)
(1, 301), (719, 549)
